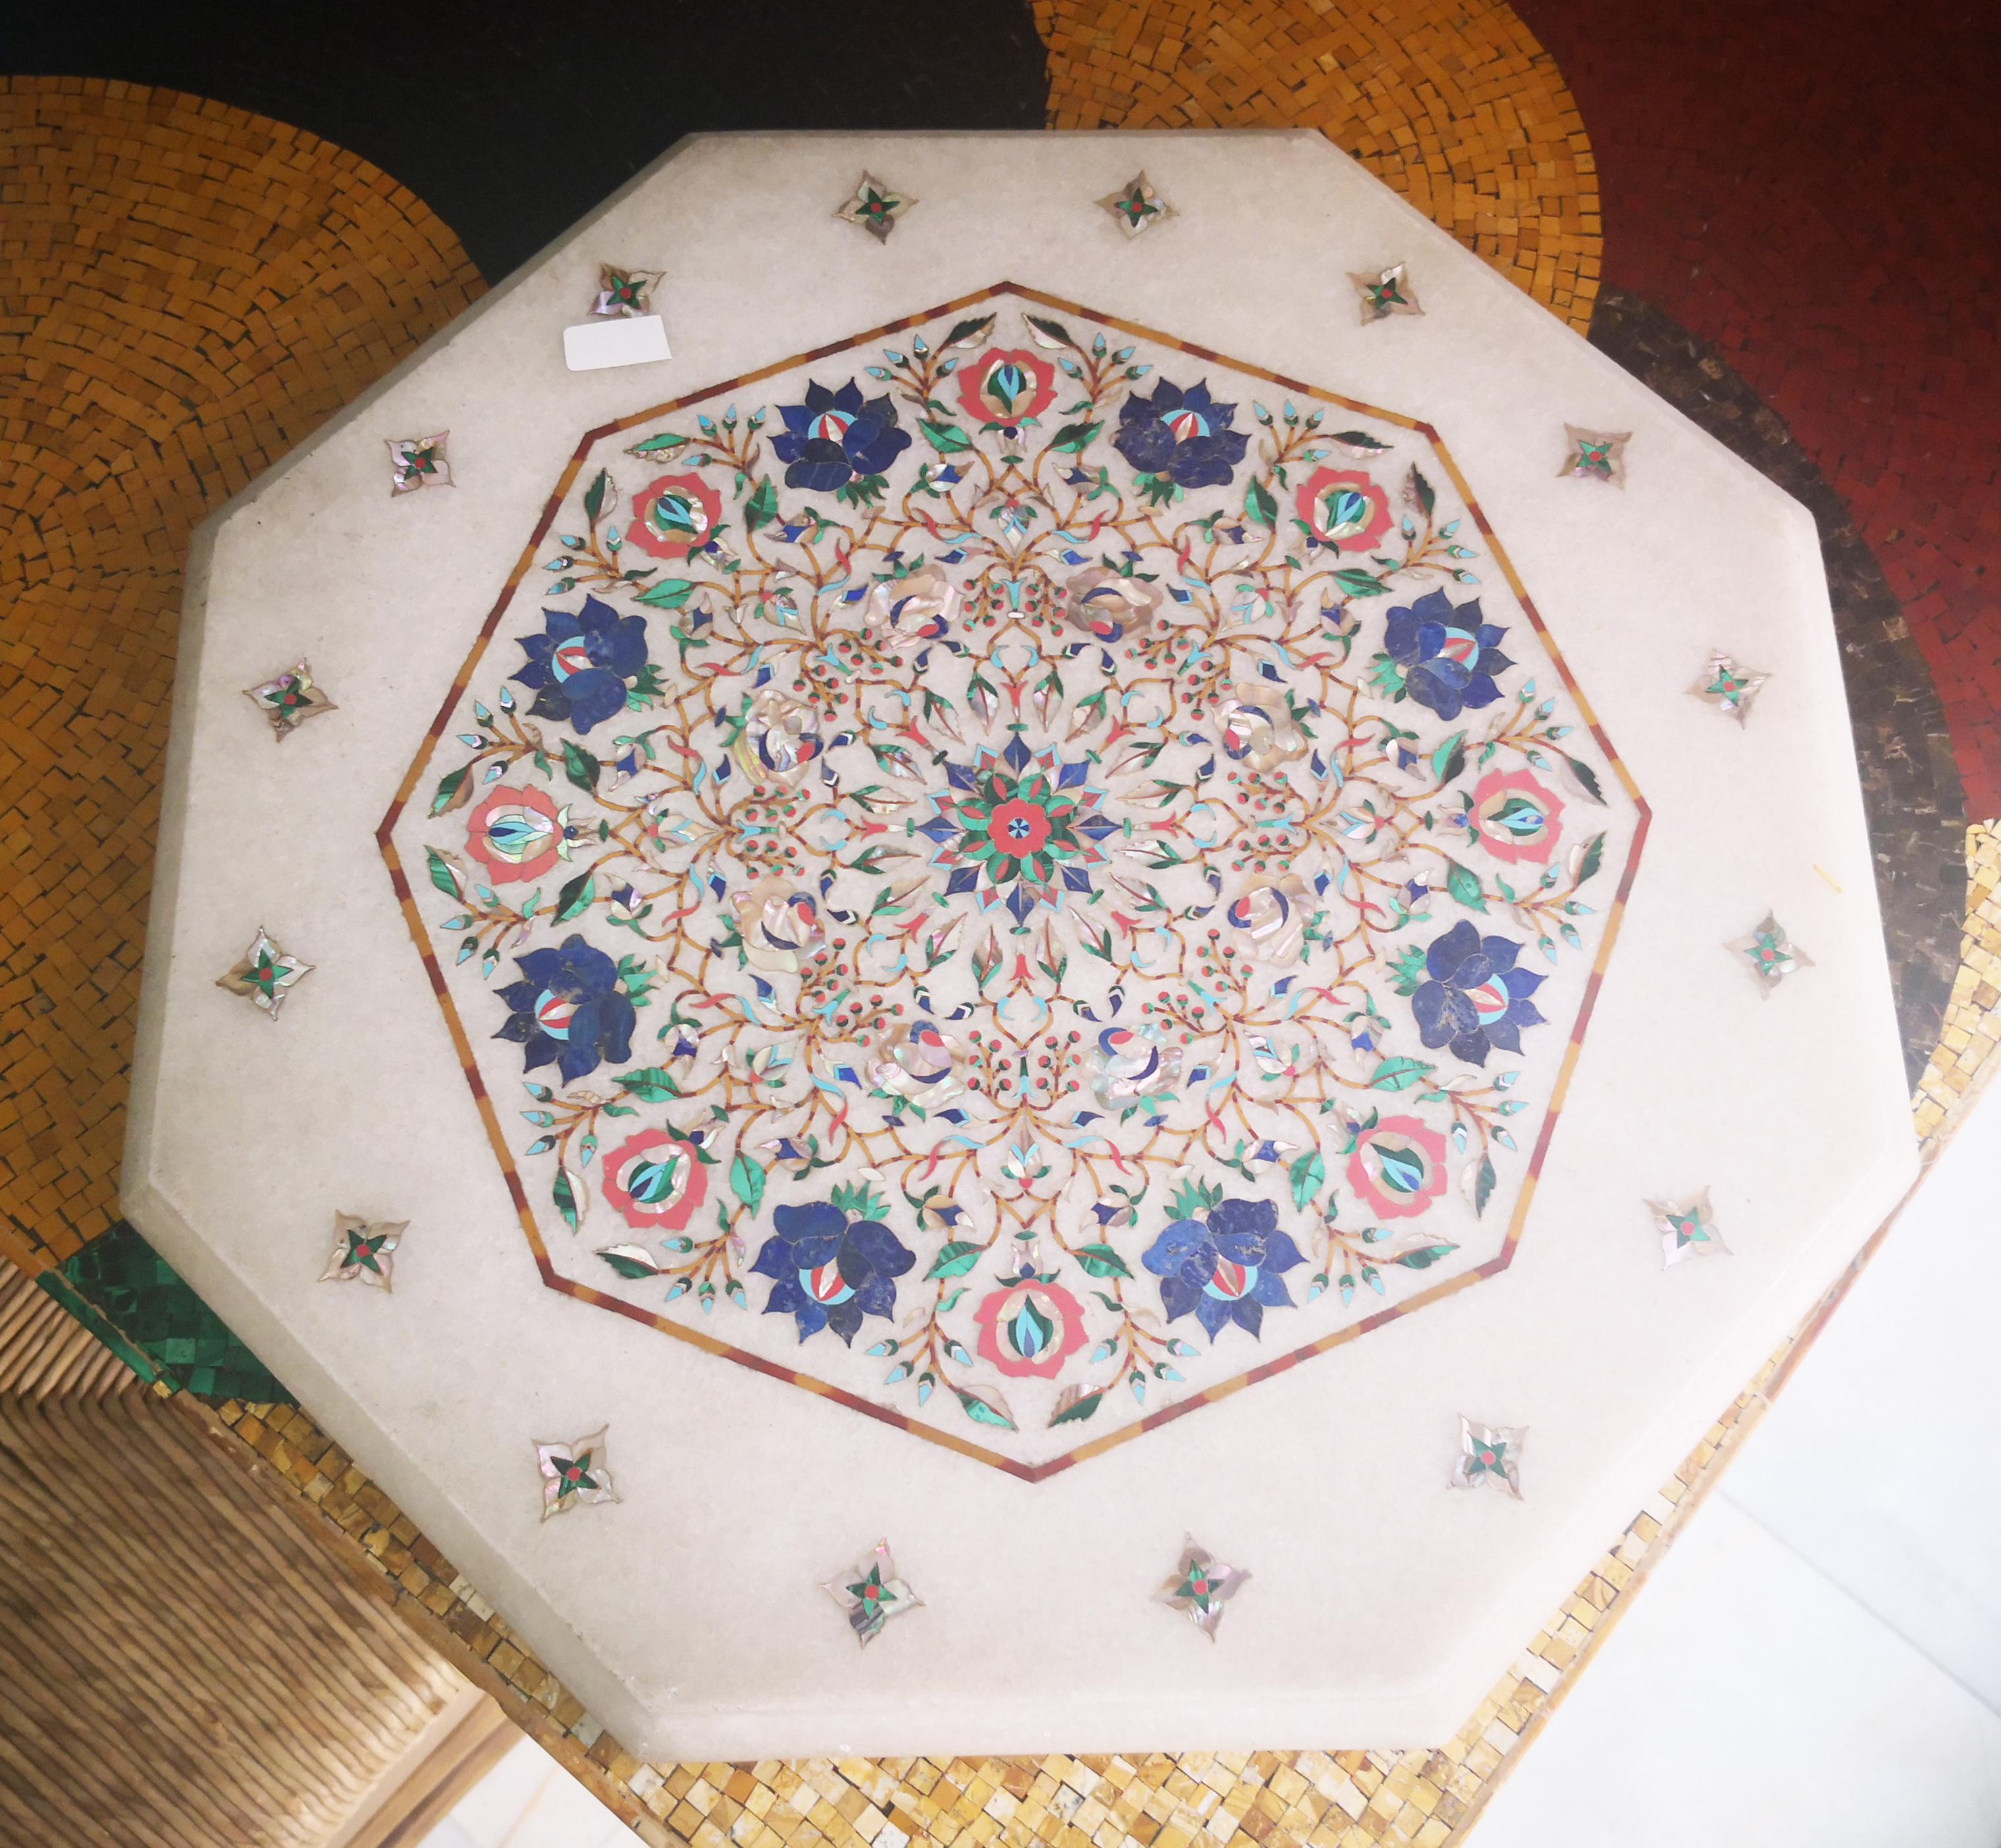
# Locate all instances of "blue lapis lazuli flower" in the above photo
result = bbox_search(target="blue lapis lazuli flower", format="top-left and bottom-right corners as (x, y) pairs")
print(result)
(494, 933), (636, 1084)
(751, 1201), (915, 1346)
(769, 380), (912, 492)
(1381, 589), (1513, 721)
(1410, 919), (1546, 1065)
(1141, 1196), (1305, 1340)
(512, 594), (650, 734)
(1111, 378), (1249, 492)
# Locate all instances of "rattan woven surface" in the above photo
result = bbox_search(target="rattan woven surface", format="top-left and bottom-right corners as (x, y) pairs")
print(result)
(0, 76), (484, 1275)
(0, 1268), (465, 1847)
(1032, 0), (1601, 332)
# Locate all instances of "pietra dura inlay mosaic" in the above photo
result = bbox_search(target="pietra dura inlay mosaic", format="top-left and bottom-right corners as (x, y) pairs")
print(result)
(382, 283), (1648, 1479)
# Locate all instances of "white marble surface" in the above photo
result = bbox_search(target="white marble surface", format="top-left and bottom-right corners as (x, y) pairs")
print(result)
(124, 131), (1915, 1758)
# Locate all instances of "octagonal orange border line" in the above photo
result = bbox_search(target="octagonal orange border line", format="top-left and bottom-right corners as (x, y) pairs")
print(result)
(378, 282), (1651, 1481)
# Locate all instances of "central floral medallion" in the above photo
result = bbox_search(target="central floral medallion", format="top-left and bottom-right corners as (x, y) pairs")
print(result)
(385, 284), (1646, 1477)
(921, 739), (1118, 921)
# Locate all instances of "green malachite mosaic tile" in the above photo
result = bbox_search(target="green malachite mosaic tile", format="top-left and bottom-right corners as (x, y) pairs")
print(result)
(58, 1223), (294, 1406)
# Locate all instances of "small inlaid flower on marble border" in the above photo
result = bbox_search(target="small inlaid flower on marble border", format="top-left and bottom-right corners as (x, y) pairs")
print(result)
(387, 432), (451, 495)
(1099, 172), (1174, 238)
(592, 265), (662, 319)
(1728, 911), (1811, 995)
(243, 661), (337, 740)
(823, 1539), (922, 1647)
(1155, 1535), (1249, 1639)
(1692, 650), (1769, 726)
(1450, 1414), (1524, 1497)
(321, 1212), (405, 1289)
(834, 173), (916, 244)
(535, 1425), (617, 1520)
(1557, 424), (1629, 486)
(216, 926), (313, 1021)
(1349, 263), (1422, 323)
(1645, 1189), (1728, 1268)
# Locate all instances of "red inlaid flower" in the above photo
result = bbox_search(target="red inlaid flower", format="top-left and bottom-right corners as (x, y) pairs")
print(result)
(1468, 769), (1565, 865)
(627, 473), (723, 561)
(465, 784), (565, 884)
(602, 1128), (707, 1233)
(1346, 1116), (1449, 1219)
(973, 1272), (1090, 1379)
(1295, 467), (1392, 552)
(956, 348), (1057, 428)
(986, 797), (1052, 857)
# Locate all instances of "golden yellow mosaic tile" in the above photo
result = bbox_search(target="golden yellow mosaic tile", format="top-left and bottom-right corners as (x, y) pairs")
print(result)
(1910, 824), (2001, 1143)
(1031, 0), (1603, 333)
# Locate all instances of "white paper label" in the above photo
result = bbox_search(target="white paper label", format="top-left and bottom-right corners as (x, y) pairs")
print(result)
(563, 315), (671, 372)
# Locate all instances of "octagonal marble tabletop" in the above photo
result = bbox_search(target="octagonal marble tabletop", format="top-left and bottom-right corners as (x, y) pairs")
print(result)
(124, 130), (1914, 1760)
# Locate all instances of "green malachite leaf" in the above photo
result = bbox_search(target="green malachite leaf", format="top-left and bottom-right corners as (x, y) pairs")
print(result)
(627, 430), (690, 454)
(1564, 754), (1607, 805)
(1332, 429), (1391, 453)
(598, 1245), (664, 1279)
(635, 577), (696, 609)
(1430, 729), (1467, 787)
(1245, 476), (1278, 528)
(1050, 420), (1102, 454)
(615, 1067), (680, 1102)
(1388, 944), (1428, 996)
(552, 1168), (579, 1231)
(729, 1152), (766, 1216)
(582, 467), (611, 527)
(954, 1385), (1017, 1431)
(1332, 567), (1390, 598)
(919, 420), (973, 454)
(1409, 464), (1436, 519)
(1573, 831), (1605, 886)
(942, 313), (997, 349)
(554, 871), (594, 923)
(1370, 1056), (1436, 1091)
(429, 765), (471, 817)
(1444, 858), (1487, 913)
(1049, 1387), (1104, 1427)
(425, 847), (463, 900)
(1072, 1243), (1132, 1279)
(1025, 314), (1076, 351)
(1391, 1241), (1459, 1270)
(1474, 1154), (1497, 1218)
(925, 1240), (984, 1281)
(743, 476), (779, 532)
(561, 738), (600, 792)
(1289, 1150), (1326, 1210)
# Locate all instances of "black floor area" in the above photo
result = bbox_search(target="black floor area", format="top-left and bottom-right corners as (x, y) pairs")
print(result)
(3, 1), (1050, 282)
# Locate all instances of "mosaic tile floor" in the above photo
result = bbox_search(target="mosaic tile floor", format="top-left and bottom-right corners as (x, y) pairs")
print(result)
(0, 76), (484, 1273)
(1512, 0), (2001, 819)
(1031, 0), (1601, 334)
(1, 0), (1994, 1830)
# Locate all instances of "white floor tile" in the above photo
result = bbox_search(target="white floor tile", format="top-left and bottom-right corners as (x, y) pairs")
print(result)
(1721, 1079), (2001, 1711)
(427, 1735), (569, 1846)
(1467, 1497), (2001, 1848)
